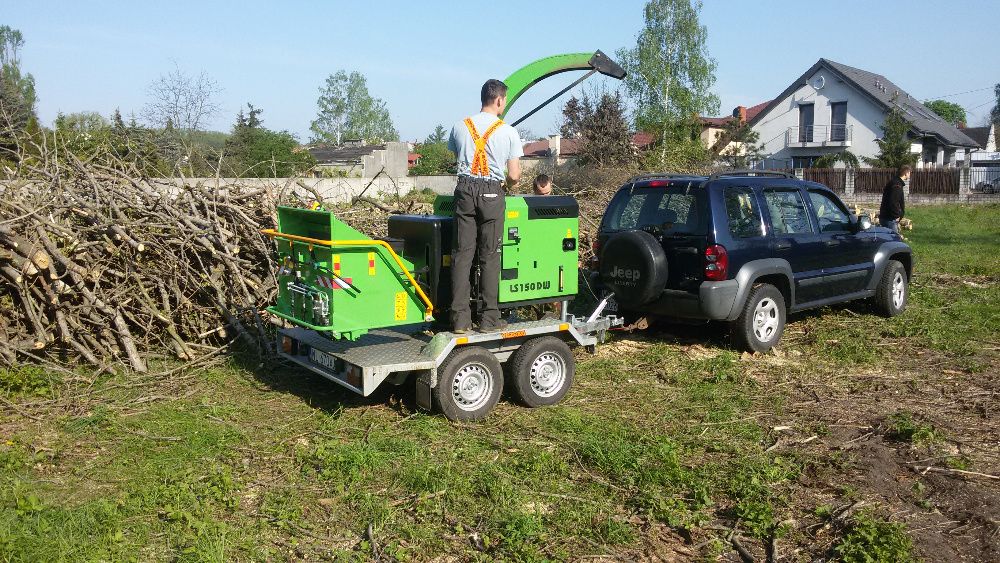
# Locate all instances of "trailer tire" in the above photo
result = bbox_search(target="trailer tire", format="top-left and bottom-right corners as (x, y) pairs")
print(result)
(507, 337), (575, 408)
(434, 346), (503, 422)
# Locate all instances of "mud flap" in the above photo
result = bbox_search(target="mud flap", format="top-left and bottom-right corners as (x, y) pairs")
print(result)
(415, 371), (433, 411)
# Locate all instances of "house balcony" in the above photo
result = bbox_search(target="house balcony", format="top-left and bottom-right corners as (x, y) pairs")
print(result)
(786, 125), (852, 148)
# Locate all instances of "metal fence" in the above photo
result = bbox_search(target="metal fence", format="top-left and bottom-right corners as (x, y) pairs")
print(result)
(970, 167), (1000, 194)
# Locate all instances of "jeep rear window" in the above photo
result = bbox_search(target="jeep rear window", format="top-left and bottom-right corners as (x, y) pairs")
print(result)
(603, 184), (707, 235)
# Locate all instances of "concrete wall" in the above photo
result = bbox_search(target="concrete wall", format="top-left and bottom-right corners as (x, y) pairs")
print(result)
(157, 175), (459, 203)
(363, 141), (409, 178)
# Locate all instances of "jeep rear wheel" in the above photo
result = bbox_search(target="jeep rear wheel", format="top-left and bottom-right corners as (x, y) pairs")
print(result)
(732, 284), (785, 353)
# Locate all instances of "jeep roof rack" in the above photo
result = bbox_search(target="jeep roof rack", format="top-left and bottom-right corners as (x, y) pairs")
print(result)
(707, 170), (795, 181)
(625, 173), (707, 184)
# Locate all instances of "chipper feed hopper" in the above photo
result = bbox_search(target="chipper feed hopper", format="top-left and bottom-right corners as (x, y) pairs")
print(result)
(262, 206), (433, 341)
(260, 50), (626, 421)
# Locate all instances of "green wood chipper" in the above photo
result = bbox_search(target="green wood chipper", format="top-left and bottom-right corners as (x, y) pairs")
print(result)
(261, 50), (625, 421)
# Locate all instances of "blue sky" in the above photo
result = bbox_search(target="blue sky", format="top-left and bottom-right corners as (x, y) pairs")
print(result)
(6, 1), (999, 142)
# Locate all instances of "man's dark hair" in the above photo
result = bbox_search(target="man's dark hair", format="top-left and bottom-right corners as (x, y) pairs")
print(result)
(533, 174), (551, 188)
(481, 79), (508, 106)
(898, 164), (912, 176)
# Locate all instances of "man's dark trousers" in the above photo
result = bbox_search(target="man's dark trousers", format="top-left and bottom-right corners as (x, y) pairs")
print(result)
(450, 175), (505, 330)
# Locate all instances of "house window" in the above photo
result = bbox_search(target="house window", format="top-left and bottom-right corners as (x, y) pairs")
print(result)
(798, 103), (814, 142)
(831, 102), (847, 141)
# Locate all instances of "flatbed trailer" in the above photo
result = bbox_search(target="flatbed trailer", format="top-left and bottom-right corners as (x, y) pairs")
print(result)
(277, 312), (621, 421)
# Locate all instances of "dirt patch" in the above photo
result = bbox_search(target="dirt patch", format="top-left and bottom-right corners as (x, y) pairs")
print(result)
(770, 345), (1000, 562)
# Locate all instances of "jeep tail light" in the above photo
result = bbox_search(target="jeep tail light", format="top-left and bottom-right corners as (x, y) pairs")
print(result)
(704, 245), (729, 281)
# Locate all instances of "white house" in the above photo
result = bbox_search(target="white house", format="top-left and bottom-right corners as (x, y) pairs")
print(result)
(959, 124), (999, 165)
(747, 59), (979, 169)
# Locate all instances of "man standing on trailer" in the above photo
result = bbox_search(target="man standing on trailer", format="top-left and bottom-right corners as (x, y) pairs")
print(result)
(447, 79), (524, 333)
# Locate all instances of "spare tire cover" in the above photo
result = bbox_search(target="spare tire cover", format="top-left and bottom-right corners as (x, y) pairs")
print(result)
(599, 230), (668, 307)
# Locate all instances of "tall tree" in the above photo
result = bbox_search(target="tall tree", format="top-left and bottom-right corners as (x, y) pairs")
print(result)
(224, 103), (315, 177)
(0, 25), (37, 134)
(863, 100), (919, 169)
(617, 0), (719, 163)
(578, 92), (636, 168)
(409, 142), (455, 176)
(424, 124), (447, 144)
(560, 95), (591, 138)
(142, 63), (221, 134)
(991, 83), (1000, 147)
(310, 71), (398, 145)
(924, 99), (967, 126)
(54, 111), (109, 134)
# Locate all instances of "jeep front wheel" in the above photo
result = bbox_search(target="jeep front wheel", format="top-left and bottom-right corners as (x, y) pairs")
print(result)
(873, 260), (907, 317)
(732, 284), (786, 353)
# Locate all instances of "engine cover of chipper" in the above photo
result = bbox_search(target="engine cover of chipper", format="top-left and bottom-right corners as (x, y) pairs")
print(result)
(430, 195), (579, 309)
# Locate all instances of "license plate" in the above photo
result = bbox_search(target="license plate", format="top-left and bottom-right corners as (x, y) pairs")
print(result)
(604, 295), (618, 313)
(310, 348), (340, 371)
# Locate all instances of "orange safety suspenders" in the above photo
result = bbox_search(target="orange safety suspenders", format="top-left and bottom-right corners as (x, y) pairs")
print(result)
(463, 117), (505, 177)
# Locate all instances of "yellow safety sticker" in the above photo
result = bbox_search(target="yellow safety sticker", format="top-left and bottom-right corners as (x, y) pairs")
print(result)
(368, 252), (376, 276)
(394, 291), (407, 320)
(565, 228), (573, 238)
(507, 210), (519, 219)
(442, 254), (452, 267)
(333, 254), (341, 273)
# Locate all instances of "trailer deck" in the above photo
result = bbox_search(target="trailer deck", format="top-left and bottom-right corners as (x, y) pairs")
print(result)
(277, 314), (619, 397)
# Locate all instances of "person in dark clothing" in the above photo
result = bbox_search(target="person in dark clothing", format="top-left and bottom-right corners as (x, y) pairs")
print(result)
(879, 165), (911, 233)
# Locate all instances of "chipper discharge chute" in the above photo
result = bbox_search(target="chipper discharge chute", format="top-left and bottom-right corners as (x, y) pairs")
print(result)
(261, 206), (433, 341)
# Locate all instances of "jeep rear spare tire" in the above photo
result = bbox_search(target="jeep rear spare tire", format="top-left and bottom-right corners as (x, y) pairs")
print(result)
(599, 230), (668, 307)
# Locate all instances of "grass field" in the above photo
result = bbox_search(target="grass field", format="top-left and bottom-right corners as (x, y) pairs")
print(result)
(2, 205), (998, 561)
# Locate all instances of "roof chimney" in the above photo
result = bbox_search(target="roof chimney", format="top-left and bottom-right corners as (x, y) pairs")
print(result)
(737, 106), (747, 124)
(548, 134), (561, 157)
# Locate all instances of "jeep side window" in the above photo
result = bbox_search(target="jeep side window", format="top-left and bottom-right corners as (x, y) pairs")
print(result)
(723, 187), (763, 238)
(807, 190), (852, 233)
(763, 189), (814, 235)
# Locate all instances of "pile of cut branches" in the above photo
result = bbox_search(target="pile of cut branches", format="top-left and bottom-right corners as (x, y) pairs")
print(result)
(0, 147), (298, 373)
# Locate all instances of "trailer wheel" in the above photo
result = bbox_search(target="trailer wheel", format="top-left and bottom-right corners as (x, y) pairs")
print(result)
(434, 346), (504, 422)
(507, 337), (575, 408)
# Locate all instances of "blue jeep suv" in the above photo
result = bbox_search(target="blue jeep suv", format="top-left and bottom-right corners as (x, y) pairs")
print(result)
(593, 171), (912, 352)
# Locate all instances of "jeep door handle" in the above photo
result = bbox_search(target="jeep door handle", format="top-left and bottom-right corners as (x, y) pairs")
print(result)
(824, 240), (838, 247)
(775, 241), (791, 250)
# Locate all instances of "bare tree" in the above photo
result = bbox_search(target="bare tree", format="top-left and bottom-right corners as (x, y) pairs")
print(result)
(142, 63), (221, 134)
